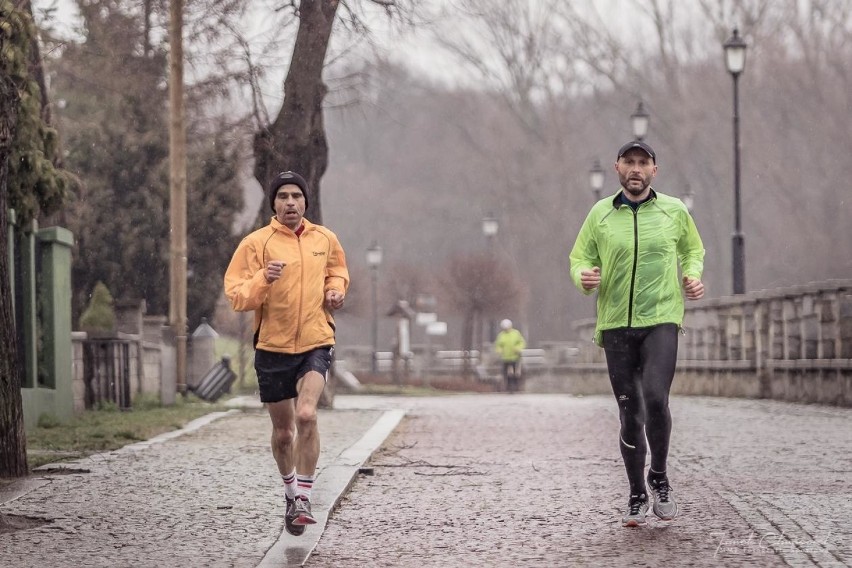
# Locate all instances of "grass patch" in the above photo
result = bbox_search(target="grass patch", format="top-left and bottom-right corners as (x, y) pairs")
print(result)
(26, 395), (227, 470)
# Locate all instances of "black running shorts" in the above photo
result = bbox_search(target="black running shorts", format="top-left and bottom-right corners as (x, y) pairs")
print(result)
(254, 347), (333, 403)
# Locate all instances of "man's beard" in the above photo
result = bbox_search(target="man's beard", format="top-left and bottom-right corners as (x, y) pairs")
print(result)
(624, 183), (649, 196)
(622, 176), (650, 196)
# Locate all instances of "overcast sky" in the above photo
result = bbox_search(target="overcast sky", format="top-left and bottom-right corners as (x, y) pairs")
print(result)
(31, 0), (655, 91)
(28, 0), (669, 231)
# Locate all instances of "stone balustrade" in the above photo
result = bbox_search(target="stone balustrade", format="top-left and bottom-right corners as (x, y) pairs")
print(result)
(540, 280), (852, 406)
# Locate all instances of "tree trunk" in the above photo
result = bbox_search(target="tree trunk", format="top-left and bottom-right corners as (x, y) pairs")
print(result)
(253, 0), (339, 225)
(253, 0), (339, 408)
(0, 72), (29, 478)
(169, 0), (188, 396)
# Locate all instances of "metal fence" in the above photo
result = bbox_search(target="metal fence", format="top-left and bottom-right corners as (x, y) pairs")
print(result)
(82, 339), (132, 410)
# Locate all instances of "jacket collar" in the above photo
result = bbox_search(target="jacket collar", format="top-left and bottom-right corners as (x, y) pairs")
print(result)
(270, 216), (315, 235)
(612, 188), (657, 209)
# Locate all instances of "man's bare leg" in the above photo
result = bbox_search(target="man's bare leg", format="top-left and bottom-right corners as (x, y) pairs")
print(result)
(265, 371), (325, 476)
(267, 396), (305, 535)
(267, 398), (297, 476)
(289, 371), (325, 525)
(294, 371), (325, 475)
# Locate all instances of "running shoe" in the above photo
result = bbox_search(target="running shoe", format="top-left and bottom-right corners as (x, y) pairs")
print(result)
(622, 493), (648, 527)
(292, 497), (317, 526)
(285, 496), (305, 536)
(648, 476), (678, 520)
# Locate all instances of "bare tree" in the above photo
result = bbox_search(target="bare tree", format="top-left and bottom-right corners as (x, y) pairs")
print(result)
(326, 0), (852, 346)
(252, 0), (339, 224)
(385, 261), (434, 308)
(438, 253), (522, 376)
(438, 0), (569, 138)
(252, 0), (419, 225)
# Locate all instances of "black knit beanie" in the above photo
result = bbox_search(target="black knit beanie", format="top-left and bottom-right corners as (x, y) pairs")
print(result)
(268, 171), (309, 212)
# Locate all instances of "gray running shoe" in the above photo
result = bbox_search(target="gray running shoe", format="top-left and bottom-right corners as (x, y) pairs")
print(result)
(292, 497), (317, 526)
(285, 496), (306, 536)
(622, 494), (648, 527)
(648, 476), (678, 520)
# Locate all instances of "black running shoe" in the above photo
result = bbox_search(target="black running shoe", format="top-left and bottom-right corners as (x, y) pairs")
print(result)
(648, 476), (678, 520)
(292, 497), (316, 526)
(285, 496), (306, 536)
(622, 493), (649, 527)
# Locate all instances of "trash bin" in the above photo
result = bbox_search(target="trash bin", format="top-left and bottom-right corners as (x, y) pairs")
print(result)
(190, 356), (236, 402)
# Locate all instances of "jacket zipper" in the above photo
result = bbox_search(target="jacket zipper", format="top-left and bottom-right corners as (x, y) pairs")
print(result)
(295, 233), (304, 350)
(627, 207), (639, 327)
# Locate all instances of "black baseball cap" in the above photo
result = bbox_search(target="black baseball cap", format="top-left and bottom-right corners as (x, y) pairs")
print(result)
(617, 140), (656, 163)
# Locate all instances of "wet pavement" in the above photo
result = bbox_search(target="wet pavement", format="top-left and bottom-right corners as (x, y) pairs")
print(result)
(314, 394), (851, 568)
(1, 393), (850, 567)
(0, 398), (393, 567)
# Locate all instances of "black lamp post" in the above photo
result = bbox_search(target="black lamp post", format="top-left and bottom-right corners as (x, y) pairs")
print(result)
(366, 242), (383, 373)
(589, 160), (605, 201)
(631, 101), (650, 141)
(724, 27), (747, 294)
(481, 214), (499, 346)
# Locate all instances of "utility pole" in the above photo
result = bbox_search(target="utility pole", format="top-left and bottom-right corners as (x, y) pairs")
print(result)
(169, 0), (187, 396)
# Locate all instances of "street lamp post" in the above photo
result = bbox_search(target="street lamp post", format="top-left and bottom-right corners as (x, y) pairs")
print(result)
(631, 101), (650, 141)
(724, 27), (747, 295)
(481, 215), (499, 348)
(366, 242), (383, 374)
(589, 159), (605, 201)
(587, 163), (605, 318)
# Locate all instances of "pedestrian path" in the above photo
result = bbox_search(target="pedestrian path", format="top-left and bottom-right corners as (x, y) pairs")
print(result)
(2, 394), (850, 567)
(257, 408), (404, 567)
(311, 394), (852, 568)
(0, 396), (400, 568)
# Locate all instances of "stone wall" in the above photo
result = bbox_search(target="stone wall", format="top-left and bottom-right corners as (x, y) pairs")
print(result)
(550, 280), (852, 406)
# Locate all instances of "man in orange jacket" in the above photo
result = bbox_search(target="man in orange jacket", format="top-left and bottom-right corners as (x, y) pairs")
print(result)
(224, 170), (349, 536)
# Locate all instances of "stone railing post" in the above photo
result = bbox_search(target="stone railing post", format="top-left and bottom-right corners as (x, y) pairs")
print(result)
(800, 292), (819, 359)
(768, 298), (784, 360)
(37, 227), (75, 423)
(753, 298), (771, 397)
(783, 297), (800, 360)
(21, 220), (38, 388)
(840, 291), (852, 359)
(742, 301), (756, 362)
(818, 291), (836, 359)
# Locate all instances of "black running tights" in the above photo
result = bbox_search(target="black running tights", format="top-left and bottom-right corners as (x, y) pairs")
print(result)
(602, 324), (679, 495)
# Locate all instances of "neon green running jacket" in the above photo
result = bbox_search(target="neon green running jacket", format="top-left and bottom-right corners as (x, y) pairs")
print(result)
(569, 190), (705, 346)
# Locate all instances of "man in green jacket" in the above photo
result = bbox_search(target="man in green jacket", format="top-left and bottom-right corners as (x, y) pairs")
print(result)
(569, 140), (705, 528)
(493, 319), (526, 392)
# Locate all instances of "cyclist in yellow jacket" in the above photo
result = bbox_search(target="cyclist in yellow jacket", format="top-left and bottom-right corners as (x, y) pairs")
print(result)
(493, 319), (526, 392)
(224, 171), (349, 536)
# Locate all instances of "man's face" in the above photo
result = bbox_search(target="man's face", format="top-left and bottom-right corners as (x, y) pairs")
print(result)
(615, 149), (657, 198)
(274, 184), (306, 229)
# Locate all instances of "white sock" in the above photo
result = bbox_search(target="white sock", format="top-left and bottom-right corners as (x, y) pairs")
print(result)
(281, 470), (297, 500)
(296, 474), (314, 501)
